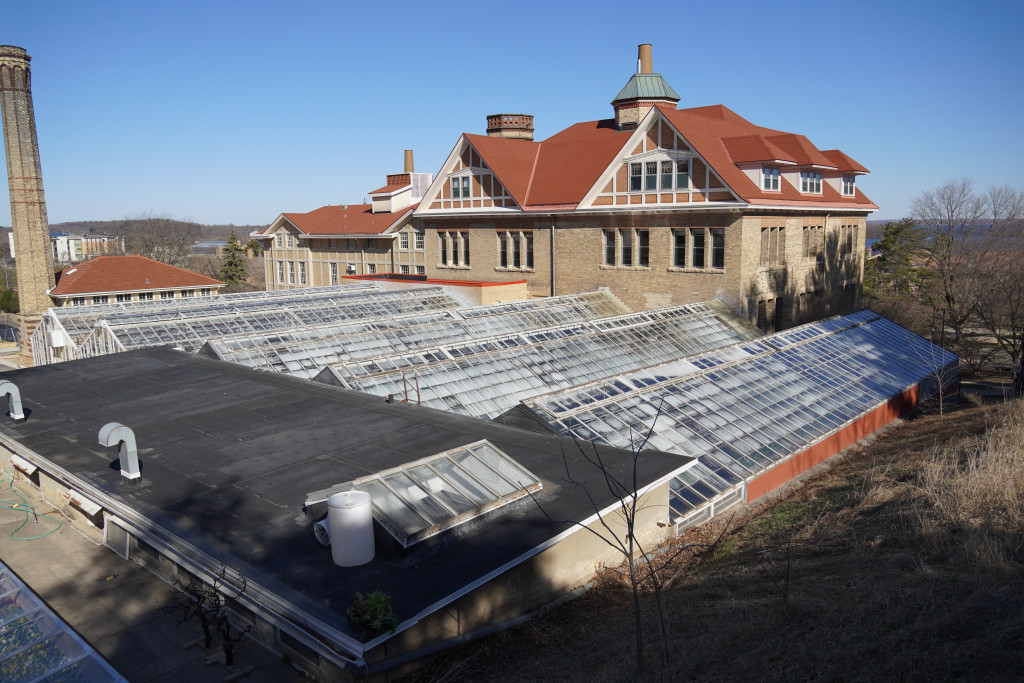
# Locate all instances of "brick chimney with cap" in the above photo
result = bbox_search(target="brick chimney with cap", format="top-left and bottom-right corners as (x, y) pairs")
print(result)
(611, 44), (680, 131)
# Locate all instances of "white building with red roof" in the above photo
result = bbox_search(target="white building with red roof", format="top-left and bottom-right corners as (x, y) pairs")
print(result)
(48, 254), (225, 307)
(414, 44), (876, 331)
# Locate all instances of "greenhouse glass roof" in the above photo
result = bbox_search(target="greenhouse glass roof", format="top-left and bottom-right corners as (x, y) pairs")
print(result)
(0, 560), (124, 682)
(315, 301), (758, 418)
(520, 310), (958, 523)
(48, 283), (383, 340)
(82, 286), (462, 354)
(203, 291), (629, 377)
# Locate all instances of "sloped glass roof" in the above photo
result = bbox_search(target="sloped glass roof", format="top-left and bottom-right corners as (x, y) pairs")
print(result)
(318, 302), (755, 418)
(86, 287), (462, 354)
(305, 440), (541, 548)
(521, 311), (958, 521)
(0, 561), (124, 682)
(204, 291), (628, 377)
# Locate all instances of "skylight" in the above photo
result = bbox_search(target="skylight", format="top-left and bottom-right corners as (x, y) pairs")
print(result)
(305, 440), (541, 548)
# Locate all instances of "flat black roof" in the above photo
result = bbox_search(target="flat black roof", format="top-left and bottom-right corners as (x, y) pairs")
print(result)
(0, 348), (687, 649)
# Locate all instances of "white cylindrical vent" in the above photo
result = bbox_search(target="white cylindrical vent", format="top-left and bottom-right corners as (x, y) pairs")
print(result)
(327, 491), (374, 566)
(313, 519), (330, 546)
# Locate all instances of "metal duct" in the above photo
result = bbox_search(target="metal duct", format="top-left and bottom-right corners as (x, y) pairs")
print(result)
(0, 380), (25, 420)
(98, 422), (140, 479)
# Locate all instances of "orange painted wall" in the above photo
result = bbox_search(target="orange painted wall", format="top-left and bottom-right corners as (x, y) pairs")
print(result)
(746, 384), (921, 502)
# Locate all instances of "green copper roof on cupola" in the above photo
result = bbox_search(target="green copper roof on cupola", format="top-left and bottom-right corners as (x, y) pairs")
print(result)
(611, 44), (679, 105)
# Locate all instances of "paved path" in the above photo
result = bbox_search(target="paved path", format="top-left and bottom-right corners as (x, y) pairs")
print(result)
(0, 477), (304, 682)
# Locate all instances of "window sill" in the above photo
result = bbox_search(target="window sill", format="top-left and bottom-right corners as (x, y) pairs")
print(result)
(437, 264), (472, 270)
(599, 265), (650, 271)
(495, 266), (535, 273)
(757, 265), (787, 272)
(667, 267), (726, 275)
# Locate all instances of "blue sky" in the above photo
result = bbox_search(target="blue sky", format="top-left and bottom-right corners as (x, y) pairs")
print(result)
(2, 0), (1021, 225)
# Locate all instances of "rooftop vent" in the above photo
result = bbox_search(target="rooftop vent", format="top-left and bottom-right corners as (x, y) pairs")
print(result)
(486, 114), (534, 141)
(0, 380), (25, 420)
(98, 422), (140, 479)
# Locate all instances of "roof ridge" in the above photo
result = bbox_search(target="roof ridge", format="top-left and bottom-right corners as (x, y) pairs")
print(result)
(523, 142), (542, 206)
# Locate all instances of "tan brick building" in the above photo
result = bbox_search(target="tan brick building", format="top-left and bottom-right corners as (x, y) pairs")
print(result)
(257, 152), (432, 289)
(414, 45), (876, 331)
(49, 254), (225, 306)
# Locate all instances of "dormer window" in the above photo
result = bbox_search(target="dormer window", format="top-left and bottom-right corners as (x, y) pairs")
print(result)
(762, 167), (780, 191)
(676, 159), (690, 189)
(630, 163), (642, 191)
(842, 175), (856, 196)
(800, 171), (822, 194)
(451, 176), (470, 199)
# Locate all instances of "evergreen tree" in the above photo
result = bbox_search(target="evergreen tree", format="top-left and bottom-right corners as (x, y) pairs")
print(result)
(217, 231), (249, 288)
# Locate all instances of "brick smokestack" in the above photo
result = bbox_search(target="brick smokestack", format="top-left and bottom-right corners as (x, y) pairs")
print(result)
(0, 45), (56, 366)
(404, 149), (414, 173)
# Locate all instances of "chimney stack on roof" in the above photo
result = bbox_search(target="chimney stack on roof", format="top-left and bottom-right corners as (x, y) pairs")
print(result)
(638, 43), (653, 74)
(486, 114), (534, 141)
(404, 149), (414, 173)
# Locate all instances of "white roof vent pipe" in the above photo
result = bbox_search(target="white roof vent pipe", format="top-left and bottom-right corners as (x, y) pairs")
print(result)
(0, 380), (26, 421)
(98, 422), (141, 480)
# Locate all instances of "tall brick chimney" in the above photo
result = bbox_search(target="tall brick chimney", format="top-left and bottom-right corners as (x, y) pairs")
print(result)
(404, 149), (414, 173)
(0, 45), (56, 366)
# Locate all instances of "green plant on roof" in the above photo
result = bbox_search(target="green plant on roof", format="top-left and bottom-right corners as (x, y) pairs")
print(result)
(346, 591), (398, 638)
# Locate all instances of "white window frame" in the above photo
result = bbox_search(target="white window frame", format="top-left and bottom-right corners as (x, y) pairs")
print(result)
(275, 233), (283, 248)
(842, 175), (856, 196)
(626, 152), (692, 193)
(762, 166), (780, 192)
(800, 171), (822, 194)
(399, 232), (409, 249)
(299, 261), (307, 285)
(116, 293), (131, 302)
(330, 262), (339, 285)
(160, 291), (174, 299)
(414, 232), (424, 250)
(450, 174), (472, 199)
(288, 261), (296, 284)
(139, 292), (153, 301)
(277, 261), (285, 284)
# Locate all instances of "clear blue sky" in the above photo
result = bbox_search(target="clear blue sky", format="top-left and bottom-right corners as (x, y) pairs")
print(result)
(2, 0), (1022, 225)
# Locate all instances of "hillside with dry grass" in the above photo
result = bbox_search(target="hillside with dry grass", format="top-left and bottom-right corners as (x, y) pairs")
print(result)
(420, 397), (1024, 682)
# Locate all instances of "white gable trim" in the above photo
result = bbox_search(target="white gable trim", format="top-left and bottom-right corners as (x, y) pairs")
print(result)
(414, 137), (523, 217)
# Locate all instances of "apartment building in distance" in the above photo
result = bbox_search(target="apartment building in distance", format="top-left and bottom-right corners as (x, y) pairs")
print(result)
(414, 45), (876, 331)
(257, 151), (432, 289)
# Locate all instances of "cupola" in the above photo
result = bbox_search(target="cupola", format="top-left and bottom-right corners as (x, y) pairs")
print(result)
(612, 44), (680, 131)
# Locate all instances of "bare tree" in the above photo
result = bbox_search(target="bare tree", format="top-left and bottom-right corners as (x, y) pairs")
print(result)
(526, 405), (726, 671)
(115, 211), (200, 267)
(972, 186), (1024, 366)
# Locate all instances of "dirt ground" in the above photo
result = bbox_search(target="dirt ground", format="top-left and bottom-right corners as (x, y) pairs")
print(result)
(416, 398), (1024, 682)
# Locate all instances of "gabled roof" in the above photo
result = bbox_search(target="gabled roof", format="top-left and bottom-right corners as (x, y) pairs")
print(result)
(50, 255), (224, 297)
(273, 203), (418, 237)
(658, 104), (876, 208)
(463, 120), (632, 209)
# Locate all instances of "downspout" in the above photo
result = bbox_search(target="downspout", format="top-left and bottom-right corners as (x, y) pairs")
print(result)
(549, 216), (556, 297)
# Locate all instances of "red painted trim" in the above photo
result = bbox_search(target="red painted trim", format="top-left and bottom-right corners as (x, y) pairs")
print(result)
(342, 275), (528, 288)
(746, 384), (921, 502)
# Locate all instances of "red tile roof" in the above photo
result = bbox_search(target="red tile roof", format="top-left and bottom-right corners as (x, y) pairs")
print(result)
(657, 104), (876, 208)
(456, 104), (874, 211)
(465, 120), (631, 209)
(369, 173), (412, 195)
(50, 255), (224, 297)
(279, 203), (417, 236)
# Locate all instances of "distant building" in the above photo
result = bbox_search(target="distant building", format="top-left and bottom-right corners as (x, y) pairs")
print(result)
(7, 231), (123, 263)
(49, 254), (225, 306)
(257, 151), (432, 288)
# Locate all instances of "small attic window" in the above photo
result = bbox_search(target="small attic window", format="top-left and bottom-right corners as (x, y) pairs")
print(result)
(307, 440), (541, 548)
(842, 175), (856, 196)
(762, 166), (780, 191)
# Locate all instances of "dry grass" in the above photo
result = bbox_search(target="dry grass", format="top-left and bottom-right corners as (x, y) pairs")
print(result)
(416, 399), (1024, 683)
(918, 400), (1024, 571)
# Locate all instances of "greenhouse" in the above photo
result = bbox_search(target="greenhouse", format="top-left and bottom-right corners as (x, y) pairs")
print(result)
(31, 282), (437, 364)
(0, 560), (124, 682)
(314, 301), (760, 418)
(518, 310), (959, 532)
(201, 291), (628, 377)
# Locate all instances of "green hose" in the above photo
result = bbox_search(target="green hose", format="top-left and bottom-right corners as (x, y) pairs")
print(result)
(1, 465), (62, 540)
